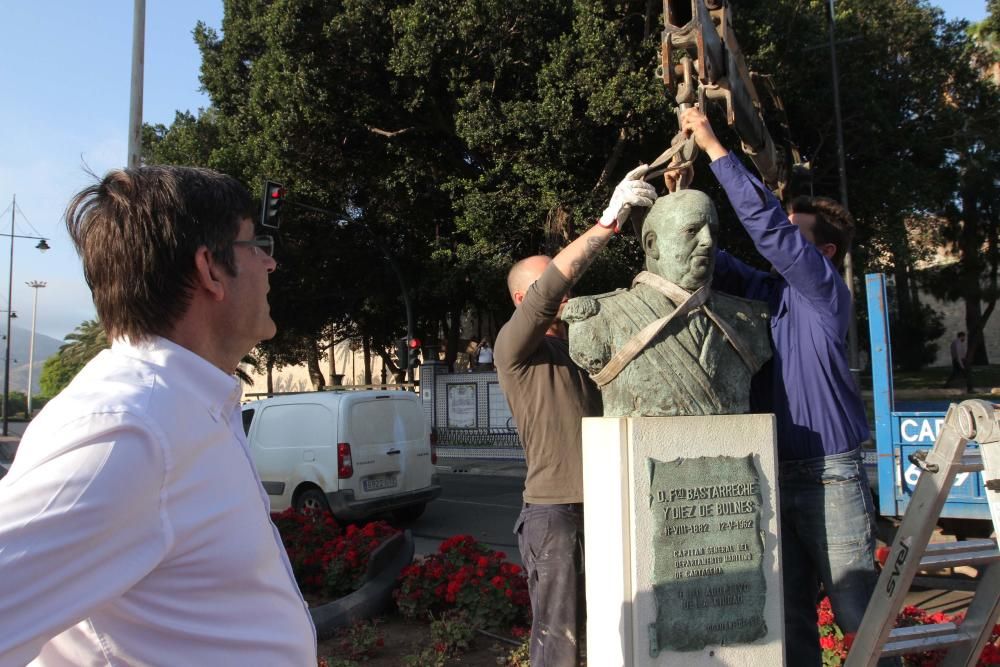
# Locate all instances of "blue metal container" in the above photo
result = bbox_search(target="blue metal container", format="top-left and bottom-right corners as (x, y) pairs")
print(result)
(865, 273), (991, 522)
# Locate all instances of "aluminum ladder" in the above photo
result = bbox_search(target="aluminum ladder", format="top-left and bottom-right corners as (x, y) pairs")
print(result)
(845, 399), (1000, 667)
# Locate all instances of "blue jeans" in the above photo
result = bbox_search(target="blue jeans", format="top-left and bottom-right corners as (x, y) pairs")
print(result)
(514, 503), (585, 667)
(780, 448), (896, 666)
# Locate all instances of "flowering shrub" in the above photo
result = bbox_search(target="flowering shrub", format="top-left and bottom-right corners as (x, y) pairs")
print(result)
(818, 596), (1000, 667)
(334, 619), (385, 661)
(401, 611), (478, 667)
(895, 605), (957, 667)
(395, 534), (530, 632)
(272, 508), (400, 599)
(500, 634), (530, 667)
(818, 597), (853, 666)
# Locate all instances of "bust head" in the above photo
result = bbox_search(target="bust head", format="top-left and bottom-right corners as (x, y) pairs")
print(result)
(642, 189), (719, 291)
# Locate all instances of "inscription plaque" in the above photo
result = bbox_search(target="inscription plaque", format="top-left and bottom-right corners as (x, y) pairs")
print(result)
(647, 454), (766, 655)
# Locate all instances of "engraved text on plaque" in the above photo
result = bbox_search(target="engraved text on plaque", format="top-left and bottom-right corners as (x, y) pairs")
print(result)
(647, 455), (767, 654)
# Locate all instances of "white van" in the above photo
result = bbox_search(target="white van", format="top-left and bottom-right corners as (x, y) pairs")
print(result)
(241, 390), (441, 521)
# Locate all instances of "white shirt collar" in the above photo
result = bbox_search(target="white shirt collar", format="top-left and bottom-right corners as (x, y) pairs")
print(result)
(111, 336), (243, 420)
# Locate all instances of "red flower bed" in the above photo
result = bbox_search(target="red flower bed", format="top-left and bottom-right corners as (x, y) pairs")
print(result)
(394, 534), (530, 633)
(819, 596), (1000, 666)
(818, 597), (853, 666)
(272, 508), (400, 599)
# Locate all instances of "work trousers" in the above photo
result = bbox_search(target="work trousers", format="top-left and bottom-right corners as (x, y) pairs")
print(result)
(780, 448), (898, 666)
(514, 502), (585, 667)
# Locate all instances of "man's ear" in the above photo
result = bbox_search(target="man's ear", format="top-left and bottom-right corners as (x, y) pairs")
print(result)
(193, 247), (226, 301)
(643, 230), (659, 259)
(513, 291), (525, 307)
(820, 243), (837, 261)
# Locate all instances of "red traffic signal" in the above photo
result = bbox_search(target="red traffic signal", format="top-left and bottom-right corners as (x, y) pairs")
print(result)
(260, 180), (285, 229)
(408, 337), (421, 349)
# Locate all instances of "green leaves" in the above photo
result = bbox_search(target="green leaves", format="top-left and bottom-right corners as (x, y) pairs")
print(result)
(38, 320), (110, 398)
(144, 0), (999, 371)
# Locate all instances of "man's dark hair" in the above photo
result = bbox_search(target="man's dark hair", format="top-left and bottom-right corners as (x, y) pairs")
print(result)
(65, 166), (256, 342)
(788, 195), (855, 269)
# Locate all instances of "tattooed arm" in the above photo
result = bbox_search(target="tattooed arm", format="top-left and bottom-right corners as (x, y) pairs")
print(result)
(495, 166), (657, 368)
(552, 164), (657, 285)
(551, 224), (616, 286)
(495, 224), (616, 369)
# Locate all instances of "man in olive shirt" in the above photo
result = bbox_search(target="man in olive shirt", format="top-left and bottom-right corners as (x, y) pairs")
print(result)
(495, 165), (657, 667)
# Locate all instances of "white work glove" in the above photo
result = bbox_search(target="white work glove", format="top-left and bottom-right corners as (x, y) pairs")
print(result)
(598, 164), (658, 232)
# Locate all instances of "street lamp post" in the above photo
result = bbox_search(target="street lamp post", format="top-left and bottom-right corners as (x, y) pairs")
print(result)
(339, 220), (415, 383)
(826, 0), (860, 371)
(2, 195), (50, 435)
(25, 281), (46, 417)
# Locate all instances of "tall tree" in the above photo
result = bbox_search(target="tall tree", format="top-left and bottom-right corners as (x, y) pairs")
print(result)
(924, 12), (1000, 374)
(720, 0), (994, 368)
(37, 320), (109, 397)
(146, 0), (999, 374)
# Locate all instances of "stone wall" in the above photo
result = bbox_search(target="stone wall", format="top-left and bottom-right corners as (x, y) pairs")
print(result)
(920, 291), (1000, 366)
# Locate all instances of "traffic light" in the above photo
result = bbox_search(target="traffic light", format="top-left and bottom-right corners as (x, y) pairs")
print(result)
(260, 180), (285, 229)
(408, 337), (422, 368)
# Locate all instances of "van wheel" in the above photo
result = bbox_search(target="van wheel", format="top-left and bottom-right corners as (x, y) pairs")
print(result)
(393, 503), (426, 523)
(294, 488), (331, 516)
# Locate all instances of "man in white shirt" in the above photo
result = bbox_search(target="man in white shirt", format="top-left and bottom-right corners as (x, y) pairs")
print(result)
(0, 166), (316, 666)
(945, 331), (969, 389)
(476, 339), (494, 371)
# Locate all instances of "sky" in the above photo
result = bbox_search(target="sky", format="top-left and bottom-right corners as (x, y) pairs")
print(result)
(0, 1), (991, 342)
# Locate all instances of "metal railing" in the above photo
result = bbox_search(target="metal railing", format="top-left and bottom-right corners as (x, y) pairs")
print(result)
(244, 382), (418, 400)
(434, 427), (521, 449)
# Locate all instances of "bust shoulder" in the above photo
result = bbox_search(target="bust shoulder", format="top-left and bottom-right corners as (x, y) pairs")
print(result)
(562, 289), (625, 323)
(709, 292), (773, 369)
(710, 292), (771, 327)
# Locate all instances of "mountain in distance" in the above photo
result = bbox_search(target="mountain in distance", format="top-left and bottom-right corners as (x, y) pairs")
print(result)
(1, 325), (65, 396)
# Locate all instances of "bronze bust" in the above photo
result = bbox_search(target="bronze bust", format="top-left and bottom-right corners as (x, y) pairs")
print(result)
(563, 189), (772, 417)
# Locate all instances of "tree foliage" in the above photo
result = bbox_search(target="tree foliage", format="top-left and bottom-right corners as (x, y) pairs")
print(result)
(38, 320), (109, 397)
(143, 0), (1000, 373)
(717, 0), (1000, 368)
(38, 356), (78, 399)
(3, 391), (28, 418)
(911, 5), (1000, 368)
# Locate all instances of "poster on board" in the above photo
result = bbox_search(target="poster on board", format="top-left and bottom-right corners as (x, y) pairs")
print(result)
(447, 383), (477, 428)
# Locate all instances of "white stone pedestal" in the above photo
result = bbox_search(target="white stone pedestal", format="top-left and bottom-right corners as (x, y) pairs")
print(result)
(582, 415), (784, 666)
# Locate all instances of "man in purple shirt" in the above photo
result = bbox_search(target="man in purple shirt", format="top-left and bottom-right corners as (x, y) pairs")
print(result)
(680, 107), (888, 665)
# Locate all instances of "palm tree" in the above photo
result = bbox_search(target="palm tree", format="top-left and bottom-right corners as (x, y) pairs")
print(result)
(236, 353), (261, 386)
(58, 319), (109, 368)
(58, 319), (261, 386)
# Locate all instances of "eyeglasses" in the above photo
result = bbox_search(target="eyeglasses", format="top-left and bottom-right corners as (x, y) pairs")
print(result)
(232, 235), (275, 257)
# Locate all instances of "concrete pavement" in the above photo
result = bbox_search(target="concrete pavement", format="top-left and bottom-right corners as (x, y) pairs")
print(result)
(434, 456), (526, 478)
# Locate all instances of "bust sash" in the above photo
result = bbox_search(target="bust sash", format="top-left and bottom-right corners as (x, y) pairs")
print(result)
(590, 272), (762, 389)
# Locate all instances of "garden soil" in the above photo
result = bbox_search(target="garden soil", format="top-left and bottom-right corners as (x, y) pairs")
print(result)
(316, 612), (519, 666)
